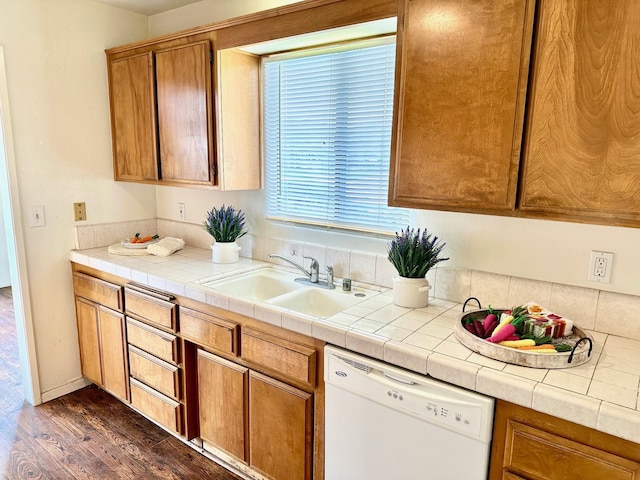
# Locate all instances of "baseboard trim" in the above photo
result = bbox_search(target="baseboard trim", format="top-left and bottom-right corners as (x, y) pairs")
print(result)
(40, 377), (90, 403)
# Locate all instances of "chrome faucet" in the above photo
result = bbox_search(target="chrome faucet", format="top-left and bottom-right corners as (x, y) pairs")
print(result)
(268, 253), (318, 281)
(268, 253), (334, 289)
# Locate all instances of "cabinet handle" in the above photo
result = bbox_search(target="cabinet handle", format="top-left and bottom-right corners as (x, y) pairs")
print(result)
(126, 282), (175, 301)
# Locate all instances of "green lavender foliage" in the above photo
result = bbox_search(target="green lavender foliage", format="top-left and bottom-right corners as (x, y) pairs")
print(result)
(387, 227), (449, 278)
(203, 205), (248, 242)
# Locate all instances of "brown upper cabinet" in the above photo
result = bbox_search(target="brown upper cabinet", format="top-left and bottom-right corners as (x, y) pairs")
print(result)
(109, 51), (158, 182)
(108, 33), (216, 187)
(107, 32), (261, 190)
(390, 0), (640, 229)
(518, 0), (640, 227)
(389, 0), (536, 214)
(155, 40), (213, 185)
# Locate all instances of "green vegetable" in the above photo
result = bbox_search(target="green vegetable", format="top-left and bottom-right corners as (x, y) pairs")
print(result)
(521, 334), (553, 345)
(510, 305), (527, 318)
(554, 343), (573, 352)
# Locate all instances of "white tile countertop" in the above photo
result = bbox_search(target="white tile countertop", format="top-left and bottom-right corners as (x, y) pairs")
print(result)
(70, 245), (640, 444)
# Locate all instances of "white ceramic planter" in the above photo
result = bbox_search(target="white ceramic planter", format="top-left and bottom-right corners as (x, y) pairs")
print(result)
(392, 276), (431, 308)
(211, 241), (241, 264)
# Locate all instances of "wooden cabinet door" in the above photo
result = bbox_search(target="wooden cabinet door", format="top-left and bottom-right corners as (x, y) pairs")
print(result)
(109, 52), (158, 182)
(389, 0), (535, 213)
(75, 297), (102, 386)
(98, 306), (129, 402)
(197, 349), (248, 461)
(519, 1), (640, 227)
(248, 370), (313, 480)
(156, 40), (215, 186)
(490, 400), (640, 480)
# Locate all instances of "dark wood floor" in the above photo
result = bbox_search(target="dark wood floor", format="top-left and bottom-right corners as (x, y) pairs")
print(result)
(0, 287), (243, 480)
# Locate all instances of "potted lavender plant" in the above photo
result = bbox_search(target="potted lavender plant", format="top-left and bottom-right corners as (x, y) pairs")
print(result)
(387, 227), (449, 307)
(204, 205), (247, 263)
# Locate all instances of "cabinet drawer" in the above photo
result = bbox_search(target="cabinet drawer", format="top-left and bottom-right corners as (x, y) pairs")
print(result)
(73, 272), (122, 312)
(129, 344), (180, 400)
(241, 328), (316, 386)
(127, 317), (178, 364)
(125, 286), (176, 331)
(504, 421), (640, 479)
(180, 307), (238, 355)
(130, 378), (182, 435)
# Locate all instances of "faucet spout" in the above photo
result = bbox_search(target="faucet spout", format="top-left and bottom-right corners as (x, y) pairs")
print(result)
(268, 253), (318, 282)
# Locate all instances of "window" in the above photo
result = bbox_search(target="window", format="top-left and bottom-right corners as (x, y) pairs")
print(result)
(263, 37), (409, 234)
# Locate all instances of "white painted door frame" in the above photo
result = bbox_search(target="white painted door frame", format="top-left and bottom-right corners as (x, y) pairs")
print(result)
(0, 45), (41, 405)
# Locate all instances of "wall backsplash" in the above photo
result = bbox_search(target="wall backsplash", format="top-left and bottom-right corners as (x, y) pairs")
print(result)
(74, 218), (640, 341)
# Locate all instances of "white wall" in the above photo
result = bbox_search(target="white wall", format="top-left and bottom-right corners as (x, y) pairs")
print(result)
(149, 0), (301, 36)
(152, 1), (640, 299)
(0, 0), (155, 399)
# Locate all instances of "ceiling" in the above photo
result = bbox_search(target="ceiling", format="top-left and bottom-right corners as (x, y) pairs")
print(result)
(95, 0), (203, 16)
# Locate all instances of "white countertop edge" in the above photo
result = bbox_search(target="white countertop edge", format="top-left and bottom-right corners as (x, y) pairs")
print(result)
(69, 247), (640, 444)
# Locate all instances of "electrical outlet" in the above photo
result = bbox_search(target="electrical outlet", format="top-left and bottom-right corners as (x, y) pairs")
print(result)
(74, 202), (86, 221)
(28, 205), (46, 227)
(178, 203), (186, 221)
(588, 250), (613, 283)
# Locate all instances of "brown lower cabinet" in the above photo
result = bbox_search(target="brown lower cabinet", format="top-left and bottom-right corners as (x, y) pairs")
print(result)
(197, 348), (314, 480)
(75, 298), (129, 402)
(490, 400), (640, 480)
(72, 263), (325, 480)
(73, 270), (129, 403)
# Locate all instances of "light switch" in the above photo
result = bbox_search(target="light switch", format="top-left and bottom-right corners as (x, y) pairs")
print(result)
(28, 205), (46, 228)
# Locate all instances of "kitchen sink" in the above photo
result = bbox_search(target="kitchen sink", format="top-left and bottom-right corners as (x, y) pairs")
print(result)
(200, 267), (378, 318)
(200, 268), (303, 301)
(265, 286), (375, 318)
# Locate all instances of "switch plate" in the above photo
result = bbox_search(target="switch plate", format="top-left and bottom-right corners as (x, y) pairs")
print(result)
(28, 205), (46, 227)
(74, 202), (86, 221)
(588, 250), (613, 283)
(178, 203), (186, 221)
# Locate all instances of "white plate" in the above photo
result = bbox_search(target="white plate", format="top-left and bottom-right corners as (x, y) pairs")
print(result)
(120, 239), (160, 249)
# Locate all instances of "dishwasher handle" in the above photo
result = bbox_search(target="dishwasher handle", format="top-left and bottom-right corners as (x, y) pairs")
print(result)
(382, 371), (417, 385)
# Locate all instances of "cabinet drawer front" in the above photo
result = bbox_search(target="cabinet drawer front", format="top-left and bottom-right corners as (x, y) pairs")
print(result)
(180, 307), (237, 355)
(504, 421), (640, 480)
(125, 287), (176, 331)
(127, 317), (178, 364)
(129, 345), (180, 400)
(73, 272), (122, 311)
(130, 378), (182, 435)
(241, 328), (316, 386)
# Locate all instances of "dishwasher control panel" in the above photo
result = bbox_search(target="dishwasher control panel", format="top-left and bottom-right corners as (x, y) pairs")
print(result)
(326, 347), (494, 443)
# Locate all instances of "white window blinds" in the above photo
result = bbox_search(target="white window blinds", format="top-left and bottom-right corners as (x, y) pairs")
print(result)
(263, 37), (409, 234)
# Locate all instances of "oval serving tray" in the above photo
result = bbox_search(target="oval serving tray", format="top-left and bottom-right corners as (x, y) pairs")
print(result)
(455, 308), (594, 369)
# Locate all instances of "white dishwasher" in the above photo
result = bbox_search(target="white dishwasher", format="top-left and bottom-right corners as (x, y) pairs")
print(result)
(324, 346), (494, 480)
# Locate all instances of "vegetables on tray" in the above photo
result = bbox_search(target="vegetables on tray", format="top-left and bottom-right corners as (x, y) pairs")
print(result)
(461, 302), (578, 354)
(130, 233), (159, 244)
